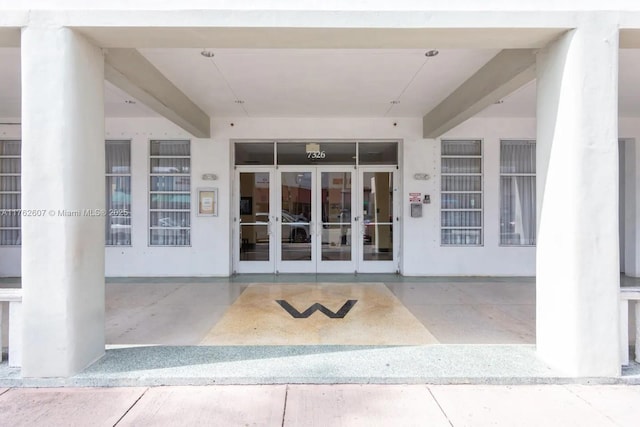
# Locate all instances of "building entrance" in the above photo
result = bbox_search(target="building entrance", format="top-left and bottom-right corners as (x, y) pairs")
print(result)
(233, 141), (399, 274)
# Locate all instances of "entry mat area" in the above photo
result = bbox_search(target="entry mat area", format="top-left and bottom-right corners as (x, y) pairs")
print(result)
(200, 283), (439, 345)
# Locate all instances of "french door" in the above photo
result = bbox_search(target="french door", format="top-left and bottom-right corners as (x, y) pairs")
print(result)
(277, 167), (356, 273)
(235, 168), (276, 274)
(357, 167), (399, 273)
(234, 166), (397, 274)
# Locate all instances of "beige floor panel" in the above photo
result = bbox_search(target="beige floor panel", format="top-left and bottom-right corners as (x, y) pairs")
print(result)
(564, 385), (640, 427)
(430, 385), (618, 427)
(0, 387), (146, 427)
(200, 283), (439, 345)
(118, 386), (286, 427)
(284, 385), (450, 427)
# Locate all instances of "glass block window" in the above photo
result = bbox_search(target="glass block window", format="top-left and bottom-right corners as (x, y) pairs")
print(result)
(106, 140), (132, 246)
(441, 140), (483, 246)
(500, 140), (536, 246)
(0, 140), (21, 246)
(149, 140), (191, 246)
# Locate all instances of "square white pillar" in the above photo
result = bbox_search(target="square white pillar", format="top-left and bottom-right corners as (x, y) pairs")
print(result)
(536, 19), (620, 377)
(21, 26), (105, 377)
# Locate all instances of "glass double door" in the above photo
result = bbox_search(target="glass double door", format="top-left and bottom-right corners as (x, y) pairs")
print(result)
(235, 167), (396, 274)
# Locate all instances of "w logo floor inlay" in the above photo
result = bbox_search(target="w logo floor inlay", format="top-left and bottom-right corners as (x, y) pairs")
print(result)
(276, 299), (357, 318)
(199, 283), (439, 345)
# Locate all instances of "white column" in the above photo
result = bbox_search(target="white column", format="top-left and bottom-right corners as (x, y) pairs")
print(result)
(536, 18), (620, 376)
(21, 26), (105, 377)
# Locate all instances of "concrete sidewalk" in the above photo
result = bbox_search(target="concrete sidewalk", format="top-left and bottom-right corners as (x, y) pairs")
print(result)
(0, 384), (638, 426)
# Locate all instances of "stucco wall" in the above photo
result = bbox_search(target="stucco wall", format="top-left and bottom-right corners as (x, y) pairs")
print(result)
(2, 116), (639, 277)
(0, 115), (537, 277)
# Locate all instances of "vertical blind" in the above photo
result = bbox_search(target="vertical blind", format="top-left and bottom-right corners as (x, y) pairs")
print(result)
(106, 140), (132, 246)
(500, 140), (536, 245)
(441, 140), (483, 245)
(0, 140), (21, 245)
(149, 140), (191, 246)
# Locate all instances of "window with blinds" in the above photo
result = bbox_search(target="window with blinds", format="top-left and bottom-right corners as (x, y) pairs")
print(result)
(441, 140), (483, 246)
(149, 140), (191, 246)
(106, 140), (132, 246)
(0, 140), (21, 246)
(500, 140), (536, 246)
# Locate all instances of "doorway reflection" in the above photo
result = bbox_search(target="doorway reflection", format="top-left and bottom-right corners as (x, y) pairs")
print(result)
(362, 171), (394, 261)
(281, 172), (312, 261)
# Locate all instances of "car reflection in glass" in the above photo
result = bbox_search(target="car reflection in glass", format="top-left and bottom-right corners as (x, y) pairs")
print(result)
(254, 211), (310, 243)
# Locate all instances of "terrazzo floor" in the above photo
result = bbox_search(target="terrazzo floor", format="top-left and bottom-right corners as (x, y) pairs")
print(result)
(104, 276), (536, 347)
(200, 283), (438, 345)
(2, 275), (639, 386)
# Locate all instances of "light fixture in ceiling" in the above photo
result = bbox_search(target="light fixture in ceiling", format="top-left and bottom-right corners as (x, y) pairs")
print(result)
(200, 50), (215, 58)
(425, 50), (439, 57)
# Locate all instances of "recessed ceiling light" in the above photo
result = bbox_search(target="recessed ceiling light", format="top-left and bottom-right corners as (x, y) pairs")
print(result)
(200, 50), (215, 58)
(425, 50), (439, 57)
(234, 100), (245, 104)
(390, 100), (400, 104)
(124, 100), (136, 104)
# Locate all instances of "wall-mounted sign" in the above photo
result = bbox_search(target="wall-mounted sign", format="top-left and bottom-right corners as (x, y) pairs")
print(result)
(305, 142), (326, 160)
(198, 187), (218, 216)
(409, 192), (421, 203)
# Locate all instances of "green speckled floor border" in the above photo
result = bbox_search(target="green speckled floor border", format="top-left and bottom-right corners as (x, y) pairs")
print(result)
(1, 345), (639, 387)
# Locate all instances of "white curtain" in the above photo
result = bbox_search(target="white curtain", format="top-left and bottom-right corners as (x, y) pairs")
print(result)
(106, 140), (131, 246)
(0, 141), (21, 245)
(500, 141), (536, 245)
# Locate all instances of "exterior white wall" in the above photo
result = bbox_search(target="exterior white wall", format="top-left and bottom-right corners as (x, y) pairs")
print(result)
(402, 117), (537, 276)
(104, 118), (231, 277)
(5, 115), (640, 278)
(104, 116), (539, 277)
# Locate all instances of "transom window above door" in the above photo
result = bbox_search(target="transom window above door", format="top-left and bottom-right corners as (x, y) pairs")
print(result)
(234, 141), (398, 166)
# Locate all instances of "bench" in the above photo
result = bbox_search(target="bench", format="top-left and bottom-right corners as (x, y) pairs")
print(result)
(620, 287), (640, 365)
(0, 288), (22, 367)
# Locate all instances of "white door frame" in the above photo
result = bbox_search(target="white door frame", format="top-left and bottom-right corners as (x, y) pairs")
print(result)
(234, 167), (276, 274)
(356, 166), (400, 273)
(232, 154), (401, 275)
(276, 166), (316, 273)
(316, 166), (357, 274)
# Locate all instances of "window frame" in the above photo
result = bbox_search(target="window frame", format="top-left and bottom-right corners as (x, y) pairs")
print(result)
(499, 139), (537, 247)
(0, 140), (21, 247)
(440, 139), (484, 247)
(105, 139), (132, 247)
(148, 139), (192, 247)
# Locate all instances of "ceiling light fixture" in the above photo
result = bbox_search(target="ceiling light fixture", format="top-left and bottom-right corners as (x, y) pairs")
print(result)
(425, 50), (439, 57)
(200, 50), (215, 58)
